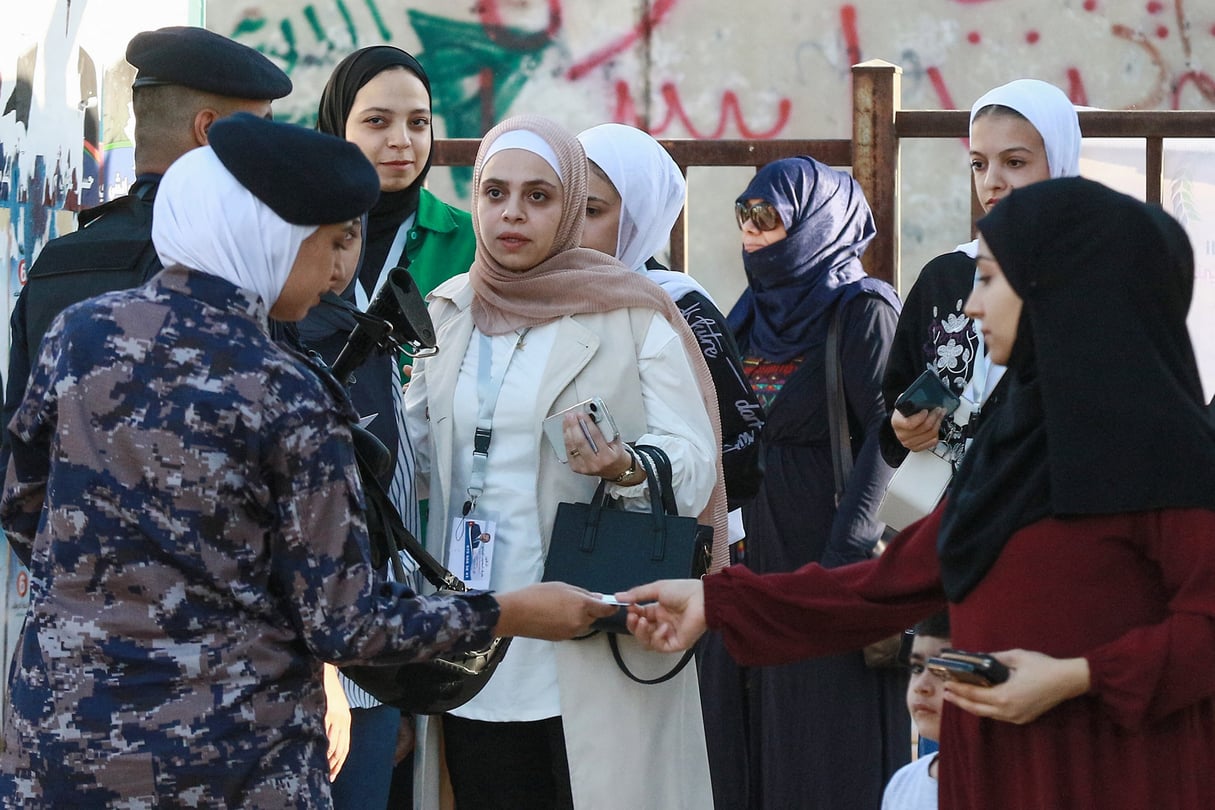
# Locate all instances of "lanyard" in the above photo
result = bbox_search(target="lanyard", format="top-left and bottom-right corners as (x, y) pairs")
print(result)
(354, 215), (414, 311)
(463, 329), (530, 516)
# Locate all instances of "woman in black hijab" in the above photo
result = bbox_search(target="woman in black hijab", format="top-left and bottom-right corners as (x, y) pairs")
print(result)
(621, 177), (1215, 810)
(304, 45), (477, 810)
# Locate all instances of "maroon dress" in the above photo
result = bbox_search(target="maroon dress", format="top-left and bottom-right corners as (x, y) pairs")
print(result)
(706, 505), (1215, 809)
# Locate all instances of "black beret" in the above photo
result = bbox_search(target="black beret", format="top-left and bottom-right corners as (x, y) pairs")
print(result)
(209, 113), (380, 225)
(126, 26), (291, 100)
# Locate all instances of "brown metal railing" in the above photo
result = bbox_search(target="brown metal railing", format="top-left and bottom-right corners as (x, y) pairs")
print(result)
(434, 60), (1215, 290)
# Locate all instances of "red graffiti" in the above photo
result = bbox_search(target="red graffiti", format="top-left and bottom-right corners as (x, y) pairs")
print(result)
(847, 0), (1214, 112)
(612, 80), (791, 139)
(476, 0), (562, 51)
(566, 0), (679, 81)
(1173, 71), (1215, 107)
(925, 66), (958, 110)
(840, 5), (861, 67)
(1066, 68), (1089, 105)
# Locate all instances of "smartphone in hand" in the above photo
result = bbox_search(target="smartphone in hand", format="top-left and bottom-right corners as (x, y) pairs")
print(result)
(541, 397), (620, 462)
(926, 649), (1010, 687)
(894, 369), (962, 417)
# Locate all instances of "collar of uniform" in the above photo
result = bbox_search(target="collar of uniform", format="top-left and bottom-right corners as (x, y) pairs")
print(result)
(155, 265), (269, 327)
(414, 187), (460, 234)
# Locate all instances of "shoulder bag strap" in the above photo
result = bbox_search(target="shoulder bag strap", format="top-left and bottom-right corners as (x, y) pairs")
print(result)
(825, 304), (852, 507)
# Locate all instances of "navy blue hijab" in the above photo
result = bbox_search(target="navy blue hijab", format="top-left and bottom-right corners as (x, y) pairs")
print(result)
(726, 156), (898, 361)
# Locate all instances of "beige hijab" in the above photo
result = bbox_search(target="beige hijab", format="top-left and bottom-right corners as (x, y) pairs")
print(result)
(469, 115), (729, 568)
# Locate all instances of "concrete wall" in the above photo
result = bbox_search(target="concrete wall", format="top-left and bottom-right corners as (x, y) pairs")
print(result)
(207, 0), (1215, 309)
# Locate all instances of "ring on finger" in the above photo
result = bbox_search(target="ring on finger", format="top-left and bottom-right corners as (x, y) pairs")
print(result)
(570, 449), (581, 457)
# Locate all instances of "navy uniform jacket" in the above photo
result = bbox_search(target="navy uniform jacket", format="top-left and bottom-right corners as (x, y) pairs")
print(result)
(0, 266), (498, 808)
(3, 178), (163, 469)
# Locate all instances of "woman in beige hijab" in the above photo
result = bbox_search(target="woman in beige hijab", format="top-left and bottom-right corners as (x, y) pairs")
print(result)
(405, 115), (726, 809)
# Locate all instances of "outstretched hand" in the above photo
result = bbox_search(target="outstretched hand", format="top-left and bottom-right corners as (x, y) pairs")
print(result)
(616, 579), (707, 653)
(942, 649), (1091, 725)
(494, 582), (618, 640)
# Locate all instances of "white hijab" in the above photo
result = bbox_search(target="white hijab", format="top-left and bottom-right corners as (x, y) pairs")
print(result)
(577, 123), (712, 303)
(955, 79), (1082, 258)
(153, 145), (317, 311)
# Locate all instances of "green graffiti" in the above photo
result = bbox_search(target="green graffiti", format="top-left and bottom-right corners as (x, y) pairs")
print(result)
(229, 4), (555, 193)
(231, 0), (387, 76)
(409, 10), (554, 194)
(364, 0), (393, 41)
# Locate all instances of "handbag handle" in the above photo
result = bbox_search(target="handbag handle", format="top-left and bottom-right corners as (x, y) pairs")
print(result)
(579, 445), (670, 563)
(633, 444), (678, 516)
(605, 443), (697, 685)
(608, 634), (696, 685)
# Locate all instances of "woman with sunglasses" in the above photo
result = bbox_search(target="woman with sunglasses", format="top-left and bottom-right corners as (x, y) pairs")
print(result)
(715, 155), (904, 810)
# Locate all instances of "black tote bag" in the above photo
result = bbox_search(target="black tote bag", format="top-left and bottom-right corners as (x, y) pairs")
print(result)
(543, 445), (712, 683)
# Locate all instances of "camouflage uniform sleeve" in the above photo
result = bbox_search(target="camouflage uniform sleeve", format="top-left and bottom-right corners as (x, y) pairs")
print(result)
(263, 374), (498, 665)
(0, 314), (65, 567)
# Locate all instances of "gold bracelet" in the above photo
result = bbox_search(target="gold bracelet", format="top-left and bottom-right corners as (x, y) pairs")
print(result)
(610, 447), (638, 484)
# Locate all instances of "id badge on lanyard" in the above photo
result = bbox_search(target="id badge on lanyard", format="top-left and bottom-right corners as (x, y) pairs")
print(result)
(448, 513), (499, 590)
(451, 329), (528, 590)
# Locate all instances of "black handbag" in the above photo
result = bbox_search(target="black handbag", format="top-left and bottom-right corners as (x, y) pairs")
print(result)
(543, 444), (712, 683)
(339, 428), (511, 715)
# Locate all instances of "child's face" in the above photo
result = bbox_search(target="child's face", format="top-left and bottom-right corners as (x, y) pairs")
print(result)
(907, 634), (951, 743)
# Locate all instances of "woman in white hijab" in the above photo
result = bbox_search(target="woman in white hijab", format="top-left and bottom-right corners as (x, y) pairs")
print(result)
(879, 79), (1082, 470)
(577, 123), (765, 512)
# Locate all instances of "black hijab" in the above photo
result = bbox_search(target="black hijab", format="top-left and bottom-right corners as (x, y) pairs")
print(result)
(316, 46), (434, 294)
(938, 177), (1215, 602)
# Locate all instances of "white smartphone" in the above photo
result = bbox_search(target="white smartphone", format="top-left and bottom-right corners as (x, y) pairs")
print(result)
(541, 397), (620, 462)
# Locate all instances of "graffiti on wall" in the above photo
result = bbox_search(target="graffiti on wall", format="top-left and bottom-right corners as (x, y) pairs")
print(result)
(0, 2), (144, 298)
(226, 1), (795, 134)
(840, 0), (1215, 110)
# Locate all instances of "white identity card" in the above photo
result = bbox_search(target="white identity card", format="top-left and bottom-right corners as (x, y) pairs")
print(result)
(448, 515), (497, 590)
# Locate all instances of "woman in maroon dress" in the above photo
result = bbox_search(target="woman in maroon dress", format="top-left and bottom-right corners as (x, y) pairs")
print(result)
(622, 176), (1215, 810)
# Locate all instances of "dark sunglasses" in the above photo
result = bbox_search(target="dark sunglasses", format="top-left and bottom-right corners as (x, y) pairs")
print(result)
(735, 201), (782, 232)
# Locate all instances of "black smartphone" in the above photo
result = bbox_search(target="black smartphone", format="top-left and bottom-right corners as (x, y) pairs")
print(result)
(894, 369), (962, 417)
(926, 649), (1009, 687)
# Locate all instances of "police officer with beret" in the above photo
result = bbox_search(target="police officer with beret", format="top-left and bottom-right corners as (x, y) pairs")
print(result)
(0, 112), (615, 809)
(3, 26), (292, 466)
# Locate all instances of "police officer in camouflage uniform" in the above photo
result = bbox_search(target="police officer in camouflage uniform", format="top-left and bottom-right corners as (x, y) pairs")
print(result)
(0, 114), (611, 809)
(3, 26), (292, 466)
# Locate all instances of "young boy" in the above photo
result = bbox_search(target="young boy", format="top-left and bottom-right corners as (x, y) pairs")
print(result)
(882, 611), (951, 809)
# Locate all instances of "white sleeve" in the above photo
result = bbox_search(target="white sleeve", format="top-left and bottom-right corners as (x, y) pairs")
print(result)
(606, 312), (716, 518)
(403, 355), (432, 500)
